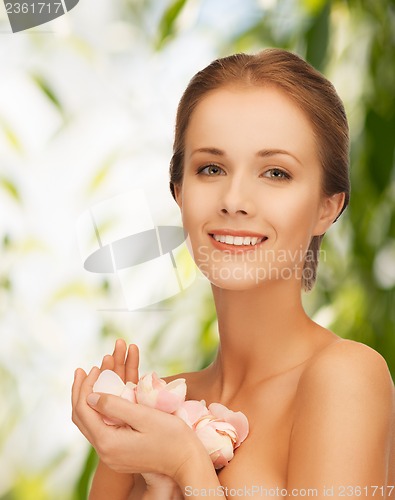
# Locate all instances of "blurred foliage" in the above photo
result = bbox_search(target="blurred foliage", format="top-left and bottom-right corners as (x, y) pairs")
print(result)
(72, 448), (98, 500)
(155, 0), (189, 50)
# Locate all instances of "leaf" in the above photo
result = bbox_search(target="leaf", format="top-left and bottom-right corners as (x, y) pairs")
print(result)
(155, 0), (189, 50)
(301, 0), (328, 15)
(72, 447), (98, 500)
(30, 72), (63, 113)
(0, 176), (20, 202)
(87, 158), (114, 194)
(305, 0), (331, 71)
(364, 107), (395, 194)
(0, 116), (23, 152)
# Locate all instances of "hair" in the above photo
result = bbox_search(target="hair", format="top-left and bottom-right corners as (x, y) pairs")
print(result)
(169, 48), (350, 292)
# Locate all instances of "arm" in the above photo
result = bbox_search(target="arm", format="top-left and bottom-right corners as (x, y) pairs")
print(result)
(89, 460), (135, 500)
(287, 341), (394, 499)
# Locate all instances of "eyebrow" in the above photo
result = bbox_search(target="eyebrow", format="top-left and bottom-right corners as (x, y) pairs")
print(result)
(190, 147), (302, 165)
(190, 147), (224, 157)
(257, 148), (302, 166)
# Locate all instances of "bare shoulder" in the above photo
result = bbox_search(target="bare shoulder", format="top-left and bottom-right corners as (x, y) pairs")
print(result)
(288, 339), (395, 486)
(300, 338), (394, 393)
(295, 338), (394, 419)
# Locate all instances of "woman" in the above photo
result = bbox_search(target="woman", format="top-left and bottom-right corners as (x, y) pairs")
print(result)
(72, 49), (395, 499)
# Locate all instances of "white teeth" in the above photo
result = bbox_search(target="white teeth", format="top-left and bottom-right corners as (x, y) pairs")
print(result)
(225, 235), (233, 244)
(212, 234), (266, 246)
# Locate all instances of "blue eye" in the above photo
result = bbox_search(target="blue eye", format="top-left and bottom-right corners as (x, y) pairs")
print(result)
(198, 164), (225, 176)
(263, 168), (291, 180)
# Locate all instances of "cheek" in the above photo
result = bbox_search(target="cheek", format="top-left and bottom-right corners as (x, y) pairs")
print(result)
(180, 183), (210, 230)
(180, 199), (199, 234)
(265, 187), (321, 238)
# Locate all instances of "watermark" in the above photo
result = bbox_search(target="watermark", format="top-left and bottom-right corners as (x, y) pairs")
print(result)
(184, 485), (395, 497)
(3, 0), (80, 33)
(197, 246), (326, 265)
(199, 261), (315, 284)
(76, 189), (196, 311)
(193, 244), (326, 284)
(184, 485), (318, 497)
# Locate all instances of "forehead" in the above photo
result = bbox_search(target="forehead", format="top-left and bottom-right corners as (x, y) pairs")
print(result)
(185, 86), (319, 164)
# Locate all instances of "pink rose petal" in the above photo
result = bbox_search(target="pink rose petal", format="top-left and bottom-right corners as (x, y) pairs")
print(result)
(93, 370), (125, 396)
(194, 417), (235, 469)
(136, 372), (186, 413)
(174, 400), (209, 427)
(208, 402), (249, 447)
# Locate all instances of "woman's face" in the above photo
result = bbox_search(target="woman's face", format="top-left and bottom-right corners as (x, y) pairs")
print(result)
(174, 86), (341, 290)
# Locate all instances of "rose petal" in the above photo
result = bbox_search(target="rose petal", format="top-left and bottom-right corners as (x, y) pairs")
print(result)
(166, 378), (187, 396)
(121, 381), (137, 403)
(156, 390), (184, 413)
(136, 373), (158, 407)
(212, 453), (230, 470)
(151, 372), (167, 390)
(93, 370), (125, 397)
(175, 400), (209, 427)
(136, 372), (187, 413)
(195, 422), (235, 467)
(208, 402), (249, 447)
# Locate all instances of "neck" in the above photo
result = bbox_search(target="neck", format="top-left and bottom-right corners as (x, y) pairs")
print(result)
(208, 279), (323, 399)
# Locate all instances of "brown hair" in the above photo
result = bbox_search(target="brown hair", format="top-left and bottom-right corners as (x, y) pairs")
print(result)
(169, 48), (350, 291)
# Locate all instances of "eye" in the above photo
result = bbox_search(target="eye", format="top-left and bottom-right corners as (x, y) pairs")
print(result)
(262, 168), (291, 181)
(197, 164), (225, 176)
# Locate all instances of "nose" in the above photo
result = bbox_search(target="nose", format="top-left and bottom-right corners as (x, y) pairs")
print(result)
(218, 175), (255, 217)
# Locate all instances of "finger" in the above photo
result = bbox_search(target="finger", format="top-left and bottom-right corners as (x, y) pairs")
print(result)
(73, 366), (105, 441)
(125, 344), (139, 384)
(71, 368), (87, 410)
(87, 392), (156, 432)
(113, 339), (127, 380)
(79, 366), (101, 401)
(100, 354), (114, 372)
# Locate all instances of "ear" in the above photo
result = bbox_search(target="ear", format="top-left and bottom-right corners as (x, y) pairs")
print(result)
(313, 192), (345, 236)
(173, 184), (182, 210)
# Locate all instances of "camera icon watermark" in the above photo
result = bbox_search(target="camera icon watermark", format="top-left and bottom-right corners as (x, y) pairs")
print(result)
(76, 189), (196, 312)
(3, 0), (79, 33)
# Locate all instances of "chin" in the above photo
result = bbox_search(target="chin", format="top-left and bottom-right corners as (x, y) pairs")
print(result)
(196, 261), (269, 291)
(208, 277), (263, 291)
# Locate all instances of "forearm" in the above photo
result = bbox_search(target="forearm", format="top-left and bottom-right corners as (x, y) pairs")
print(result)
(89, 460), (135, 500)
(174, 450), (225, 499)
(142, 485), (183, 500)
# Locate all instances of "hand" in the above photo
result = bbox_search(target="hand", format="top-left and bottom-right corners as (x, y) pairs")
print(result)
(99, 341), (183, 496)
(72, 345), (206, 486)
(105, 340), (182, 496)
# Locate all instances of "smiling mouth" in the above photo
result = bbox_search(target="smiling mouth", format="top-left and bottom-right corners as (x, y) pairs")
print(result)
(209, 234), (268, 246)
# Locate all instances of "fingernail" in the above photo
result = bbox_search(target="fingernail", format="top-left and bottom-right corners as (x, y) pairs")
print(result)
(87, 393), (100, 406)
